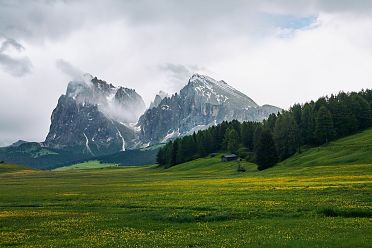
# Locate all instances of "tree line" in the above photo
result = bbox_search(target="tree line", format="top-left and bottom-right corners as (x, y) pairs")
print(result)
(157, 89), (372, 170)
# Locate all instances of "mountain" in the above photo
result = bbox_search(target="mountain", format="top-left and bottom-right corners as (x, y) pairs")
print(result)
(149, 90), (169, 109)
(0, 141), (159, 169)
(138, 74), (281, 144)
(0, 73), (281, 168)
(9, 140), (28, 147)
(0, 142), (89, 169)
(44, 74), (145, 156)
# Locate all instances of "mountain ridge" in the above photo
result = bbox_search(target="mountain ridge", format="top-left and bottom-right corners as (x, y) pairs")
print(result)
(0, 73), (281, 168)
(138, 73), (281, 144)
(44, 75), (145, 155)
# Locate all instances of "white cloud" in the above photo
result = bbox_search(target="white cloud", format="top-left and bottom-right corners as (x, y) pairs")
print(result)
(55, 59), (84, 80)
(0, 0), (371, 145)
(0, 36), (32, 76)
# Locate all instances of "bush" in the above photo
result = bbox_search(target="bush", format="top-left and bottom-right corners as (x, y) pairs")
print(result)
(320, 207), (372, 218)
(237, 165), (246, 172)
(245, 152), (255, 163)
(210, 153), (218, 157)
(236, 147), (249, 159)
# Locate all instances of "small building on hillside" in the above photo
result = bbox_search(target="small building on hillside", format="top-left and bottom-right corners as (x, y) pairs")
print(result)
(221, 154), (238, 162)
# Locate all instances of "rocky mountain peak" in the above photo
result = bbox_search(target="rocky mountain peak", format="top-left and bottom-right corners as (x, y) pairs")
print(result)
(45, 75), (145, 155)
(182, 74), (258, 109)
(138, 74), (281, 144)
(91, 77), (116, 93)
(9, 140), (28, 147)
(149, 90), (170, 109)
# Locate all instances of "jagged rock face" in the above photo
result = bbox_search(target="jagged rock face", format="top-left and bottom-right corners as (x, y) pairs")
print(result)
(138, 74), (282, 144)
(65, 75), (146, 123)
(113, 87), (146, 123)
(44, 75), (143, 155)
(149, 91), (169, 109)
(9, 140), (28, 147)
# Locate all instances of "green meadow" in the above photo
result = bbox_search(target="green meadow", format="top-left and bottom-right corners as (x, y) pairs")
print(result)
(1, 129), (371, 247)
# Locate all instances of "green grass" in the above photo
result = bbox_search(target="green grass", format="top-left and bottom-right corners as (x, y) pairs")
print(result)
(31, 148), (58, 158)
(0, 164), (33, 174)
(53, 160), (119, 171)
(0, 129), (371, 247)
(280, 128), (372, 167)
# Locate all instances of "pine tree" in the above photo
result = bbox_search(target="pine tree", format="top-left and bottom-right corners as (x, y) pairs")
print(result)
(170, 140), (179, 166)
(253, 125), (263, 152)
(301, 103), (315, 144)
(290, 104), (302, 151)
(216, 121), (228, 150)
(330, 98), (357, 138)
(241, 122), (255, 151)
(263, 113), (277, 132)
(315, 106), (335, 144)
(164, 141), (173, 166)
(157, 147), (166, 165)
(230, 120), (242, 139)
(224, 127), (239, 153)
(256, 129), (278, 170)
(180, 135), (197, 162)
(176, 140), (184, 164)
(273, 113), (299, 160)
(350, 95), (371, 130)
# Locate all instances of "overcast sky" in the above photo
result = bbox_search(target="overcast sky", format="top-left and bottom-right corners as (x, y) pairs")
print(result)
(0, 0), (372, 146)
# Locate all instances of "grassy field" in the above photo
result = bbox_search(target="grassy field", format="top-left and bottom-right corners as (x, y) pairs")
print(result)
(0, 129), (371, 247)
(54, 160), (120, 171)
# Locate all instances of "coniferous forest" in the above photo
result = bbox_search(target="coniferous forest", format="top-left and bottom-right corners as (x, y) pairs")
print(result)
(157, 89), (372, 170)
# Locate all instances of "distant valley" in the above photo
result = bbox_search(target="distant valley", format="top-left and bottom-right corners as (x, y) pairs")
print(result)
(0, 74), (281, 168)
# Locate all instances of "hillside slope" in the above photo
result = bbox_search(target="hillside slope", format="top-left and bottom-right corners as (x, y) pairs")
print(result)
(0, 138), (370, 247)
(279, 128), (372, 168)
(0, 163), (33, 174)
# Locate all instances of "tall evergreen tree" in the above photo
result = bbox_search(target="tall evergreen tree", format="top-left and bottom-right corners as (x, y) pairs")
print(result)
(241, 122), (255, 151)
(170, 140), (179, 166)
(216, 121), (228, 150)
(350, 95), (371, 130)
(253, 125), (263, 152)
(256, 129), (278, 170)
(329, 97), (357, 138)
(273, 113), (299, 160)
(314, 97), (328, 112)
(164, 141), (173, 166)
(264, 113), (277, 132)
(290, 104), (303, 150)
(156, 147), (165, 165)
(224, 127), (240, 153)
(315, 106), (335, 144)
(301, 103), (315, 144)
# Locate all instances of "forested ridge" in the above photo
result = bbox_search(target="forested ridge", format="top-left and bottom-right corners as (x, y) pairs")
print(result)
(157, 89), (372, 170)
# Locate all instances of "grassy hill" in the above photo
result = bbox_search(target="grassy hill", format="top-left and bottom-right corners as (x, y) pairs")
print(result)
(0, 143), (159, 170)
(0, 130), (371, 247)
(279, 128), (372, 167)
(54, 160), (119, 171)
(0, 163), (34, 174)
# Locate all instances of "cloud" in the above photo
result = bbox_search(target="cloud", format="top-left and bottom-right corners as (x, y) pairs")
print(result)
(0, 37), (24, 53)
(259, 0), (372, 16)
(0, 1), (372, 146)
(55, 59), (84, 80)
(0, 54), (32, 77)
(159, 63), (208, 91)
(1, 1), (369, 45)
(0, 37), (32, 76)
(314, 0), (372, 14)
